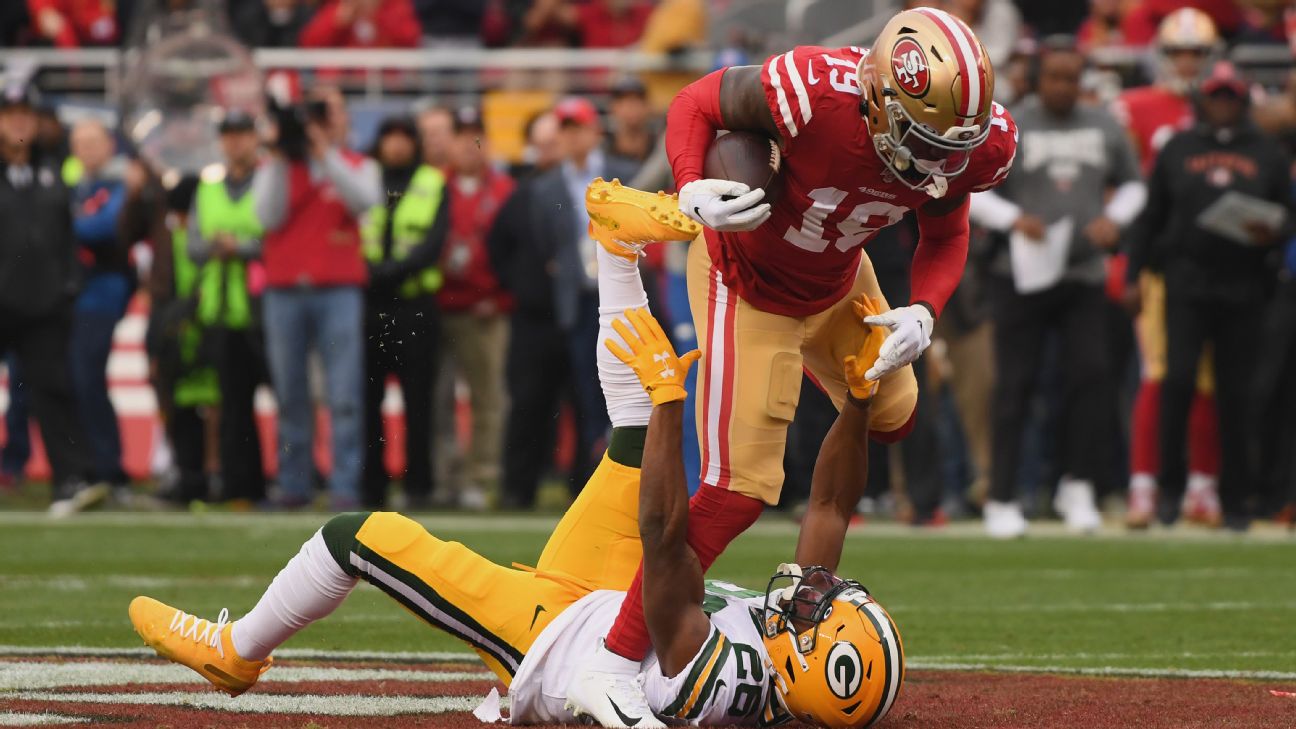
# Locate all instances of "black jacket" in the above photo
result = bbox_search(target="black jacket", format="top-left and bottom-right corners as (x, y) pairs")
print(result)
(1127, 122), (1294, 303)
(0, 154), (79, 320)
(487, 177), (553, 318)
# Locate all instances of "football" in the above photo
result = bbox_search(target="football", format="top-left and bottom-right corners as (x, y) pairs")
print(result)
(703, 130), (783, 203)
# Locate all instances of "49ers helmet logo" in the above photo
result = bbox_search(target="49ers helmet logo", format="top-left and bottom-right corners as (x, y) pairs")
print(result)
(891, 37), (930, 97)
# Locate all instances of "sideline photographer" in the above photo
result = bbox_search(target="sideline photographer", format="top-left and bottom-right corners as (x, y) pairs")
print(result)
(252, 87), (380, 509)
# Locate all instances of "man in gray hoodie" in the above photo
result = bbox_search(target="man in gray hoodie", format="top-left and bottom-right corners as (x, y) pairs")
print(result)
(969, 37), (1145, 538)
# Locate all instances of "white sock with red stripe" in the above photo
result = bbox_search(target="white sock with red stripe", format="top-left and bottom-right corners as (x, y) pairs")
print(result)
(597, 246), (655, 428)
(230, 531), (358, 661)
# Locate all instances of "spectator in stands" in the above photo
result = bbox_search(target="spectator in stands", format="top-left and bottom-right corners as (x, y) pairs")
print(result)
(413, 0), (484, 47)
(417, 106), (454, 169)
(253, 86), (379, 509)
(1077, 0), (1134, 52)
(67, 119), (133, 496)
(0, 83), (99, 514)
(361, 116), (448, 510)
(946, 0), (1022, 68)
(969, 38), (1144, 538)
(300, 0), (420, 48)
(489, 112), (568, 508)
(186, 111), (270, 504)
(1235, 0), (1291, 46)
(230, 0), (312, 48)
(1127, 61), (1293, 531)
(1120, 0), (1241, 46)
(436, 106), (513, 510)
(522, 98), (638, 490)
(524, 0), (654, 48)
(26, 0), (118, 47)
(606, 76), (656, 163)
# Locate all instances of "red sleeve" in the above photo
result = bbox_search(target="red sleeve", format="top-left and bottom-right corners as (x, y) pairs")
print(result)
(299, 2), (348, 47)
(665, 68), (727, 188)
(378, 0), (422, 47)
(910, 197), (970, 318)
(27, 0), (78, 47)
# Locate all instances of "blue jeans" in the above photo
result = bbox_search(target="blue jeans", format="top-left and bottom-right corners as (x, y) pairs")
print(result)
(69, 308), (127, 484)
(263, 287), (364, 503)
(2, 353), (31, 476)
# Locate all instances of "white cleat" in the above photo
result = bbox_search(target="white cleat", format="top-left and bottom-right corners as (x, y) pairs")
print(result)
(984, 500), (1028, 539)
(1055, 478), (1102, 534)
(565, 643), (665, 728)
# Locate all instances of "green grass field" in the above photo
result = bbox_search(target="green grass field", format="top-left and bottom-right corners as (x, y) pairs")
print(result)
(1, 511), (1293, 678)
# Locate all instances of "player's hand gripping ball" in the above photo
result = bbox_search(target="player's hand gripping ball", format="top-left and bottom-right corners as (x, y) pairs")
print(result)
(845, 295), (888, 400)
(606, 308), (702, 406)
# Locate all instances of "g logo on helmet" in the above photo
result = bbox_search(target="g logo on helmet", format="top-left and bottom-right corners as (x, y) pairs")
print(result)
(890, 37), (930, 97)
(825, 642), (864, 699)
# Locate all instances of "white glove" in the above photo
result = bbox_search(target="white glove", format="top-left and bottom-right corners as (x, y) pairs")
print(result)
(862, 304), (934, 380)
(678, 179), (771, 232)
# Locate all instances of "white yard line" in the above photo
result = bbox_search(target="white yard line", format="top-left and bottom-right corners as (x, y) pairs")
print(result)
(0, 660), (492, 691)
(7, 691), (486, 716)
(2, 646), (1291, 682)
(0, 712), (82, 726)
(0, 646), (476, 663)
(908, 661), (1296, 681)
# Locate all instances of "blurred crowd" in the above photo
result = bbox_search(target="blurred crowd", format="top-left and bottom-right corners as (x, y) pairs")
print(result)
(3, 0), (1296, 532)
(0, 0), (701, 51)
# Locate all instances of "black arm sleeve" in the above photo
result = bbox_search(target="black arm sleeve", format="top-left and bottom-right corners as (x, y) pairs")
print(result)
(1125, 139), (1174, 283)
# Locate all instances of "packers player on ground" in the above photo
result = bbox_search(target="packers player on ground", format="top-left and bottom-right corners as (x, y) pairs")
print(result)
(573, 5), (1016, 711)
(127, 222), (902, 728)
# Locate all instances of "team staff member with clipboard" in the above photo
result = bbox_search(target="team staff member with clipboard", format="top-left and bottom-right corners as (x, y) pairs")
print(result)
(1125, 60), (1295, 531)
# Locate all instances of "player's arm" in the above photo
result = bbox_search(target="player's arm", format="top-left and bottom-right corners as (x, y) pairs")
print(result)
(1124, 139), (1174, 288)
(857, 194), (968, 381)
(795, 297), (884, 570)
(604, 309), (710, 677)
(667, 66), (776, 232)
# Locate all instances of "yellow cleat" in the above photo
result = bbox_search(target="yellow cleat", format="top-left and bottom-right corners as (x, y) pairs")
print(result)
(128, 596), (272, 697)
(585, 177), (702, 259)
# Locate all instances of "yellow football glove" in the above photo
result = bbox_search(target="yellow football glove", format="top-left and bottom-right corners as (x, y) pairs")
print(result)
(845, 295), (888, 400)
(605, 307), (701, 406)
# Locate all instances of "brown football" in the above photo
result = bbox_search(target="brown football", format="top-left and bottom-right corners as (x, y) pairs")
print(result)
(703, 131), (783, 204)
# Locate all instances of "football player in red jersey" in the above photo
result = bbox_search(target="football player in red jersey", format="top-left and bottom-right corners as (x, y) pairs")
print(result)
(1112, 7), (1224, 529)
(567, 8), (1016, 725)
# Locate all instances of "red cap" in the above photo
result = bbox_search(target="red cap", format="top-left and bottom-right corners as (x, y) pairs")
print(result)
(1200, 60), (1248, 97)
(554, 97), (599, 126)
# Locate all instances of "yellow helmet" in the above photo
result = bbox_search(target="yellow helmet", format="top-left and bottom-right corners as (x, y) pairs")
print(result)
(857, 7), (995, 198)
(761, 565), (904, 728)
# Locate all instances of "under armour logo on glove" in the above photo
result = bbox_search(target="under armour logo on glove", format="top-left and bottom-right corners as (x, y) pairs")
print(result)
(653, 351), (676, 380)
(605, 308), (700, 406)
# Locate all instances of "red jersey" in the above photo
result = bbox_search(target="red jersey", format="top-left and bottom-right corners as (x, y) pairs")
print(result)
(437, 169), (515, 313)
(1112, 85), (1194, 175)
(694, 45), (1016, 318)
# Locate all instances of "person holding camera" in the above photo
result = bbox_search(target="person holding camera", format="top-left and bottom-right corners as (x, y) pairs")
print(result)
(252, 87), (380, 509)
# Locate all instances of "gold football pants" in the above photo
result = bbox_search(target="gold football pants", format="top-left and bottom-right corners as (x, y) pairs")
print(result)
(321, 452), (644, 685)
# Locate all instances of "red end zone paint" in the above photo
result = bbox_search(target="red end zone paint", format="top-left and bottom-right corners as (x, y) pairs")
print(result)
(1, 659), (1292, 728)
